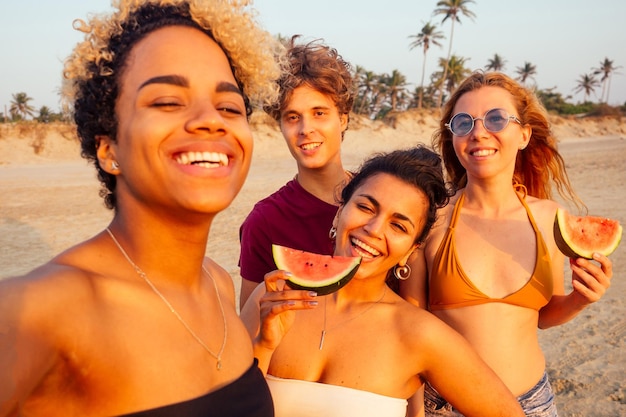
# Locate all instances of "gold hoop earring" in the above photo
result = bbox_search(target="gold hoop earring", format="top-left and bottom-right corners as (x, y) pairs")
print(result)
(111, 161), (120, 171)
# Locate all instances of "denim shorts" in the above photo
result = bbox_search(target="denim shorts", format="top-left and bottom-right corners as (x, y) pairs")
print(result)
(423, 372), (558, 417)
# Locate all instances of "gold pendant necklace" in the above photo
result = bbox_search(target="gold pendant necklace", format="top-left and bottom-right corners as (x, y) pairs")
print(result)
(106, 228), (227, 370)
(319, 286), (387, 350)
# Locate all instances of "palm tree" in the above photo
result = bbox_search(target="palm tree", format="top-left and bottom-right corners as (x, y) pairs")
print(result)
(515, 62), (537, 85)
(9, 92), (36, 120)
(485, 53), (507, 72)
(433, 0), (476, 108)
(369, 77), (389, 119)
(593, 57), (622, 103)
(440, 55), (471, 98)
(381, 70), (409, 112)
(408, 21), (445, 108)
(37, 106), (52, 123)
(354, 66), (379, 116)
(573, 73), (600, 103)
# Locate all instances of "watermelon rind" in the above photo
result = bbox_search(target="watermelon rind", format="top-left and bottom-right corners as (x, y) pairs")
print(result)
(553, 208), (622, 259)
(272, 244), (362, 295)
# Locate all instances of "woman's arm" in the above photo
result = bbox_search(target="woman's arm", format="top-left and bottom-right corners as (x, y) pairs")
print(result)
(539, 252), (613, 328)
(405, 386), (425, 417)
(0, 276), (58, 416)
(533, 200), (613, 328)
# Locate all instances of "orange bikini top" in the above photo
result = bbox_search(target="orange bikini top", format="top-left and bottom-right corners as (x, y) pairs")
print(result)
(429, 191), (553, 311)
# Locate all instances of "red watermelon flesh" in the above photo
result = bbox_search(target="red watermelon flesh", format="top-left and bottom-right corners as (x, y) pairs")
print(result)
(553, 208), (622, 259)
(272, 244), (361, 295)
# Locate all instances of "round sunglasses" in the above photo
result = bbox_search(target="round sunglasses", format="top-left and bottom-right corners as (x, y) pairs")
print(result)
(445, 108), (523, 136)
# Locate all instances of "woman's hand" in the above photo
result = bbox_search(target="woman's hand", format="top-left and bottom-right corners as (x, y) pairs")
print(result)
(256, 270), (318, 351)
(569, 253), (613, 305)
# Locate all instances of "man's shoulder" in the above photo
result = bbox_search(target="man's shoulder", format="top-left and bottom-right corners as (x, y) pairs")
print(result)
(245, 180), (300, 216)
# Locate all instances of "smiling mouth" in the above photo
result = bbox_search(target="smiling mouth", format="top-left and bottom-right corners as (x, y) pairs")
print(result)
(300, 142), (322, 151)
(175, 151), (229, 167)
(470, 149), (496, 157)
(351, 237), (381, 258)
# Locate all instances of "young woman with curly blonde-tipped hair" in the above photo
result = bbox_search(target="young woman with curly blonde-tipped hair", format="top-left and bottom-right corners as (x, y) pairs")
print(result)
(0, 1), (283, 416)
(400, 71), (613, 416)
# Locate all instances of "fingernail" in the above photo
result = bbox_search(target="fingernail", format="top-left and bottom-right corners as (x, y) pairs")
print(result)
(308, 301), (319, 306)
(308, 291), (318, 297)
(284, 271), (293, 277)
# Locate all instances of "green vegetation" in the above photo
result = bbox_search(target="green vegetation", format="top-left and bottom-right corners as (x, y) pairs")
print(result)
(2, 92), (66, 123)
(2, 2), (623, 125)
(351, 2), (623, 120)
(432, 0), (476, 108)
(408, 21), (444, 109)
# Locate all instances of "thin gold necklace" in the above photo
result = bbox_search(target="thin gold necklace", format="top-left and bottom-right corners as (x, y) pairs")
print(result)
(106, 227), (227, 370)
(319, 286), (387, 350)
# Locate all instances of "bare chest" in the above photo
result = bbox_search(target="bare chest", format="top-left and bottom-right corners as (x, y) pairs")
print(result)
(451, 214), (538, 298)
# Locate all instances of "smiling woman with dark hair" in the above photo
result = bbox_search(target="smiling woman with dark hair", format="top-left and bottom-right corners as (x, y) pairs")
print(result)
(241, 145), (526, 417)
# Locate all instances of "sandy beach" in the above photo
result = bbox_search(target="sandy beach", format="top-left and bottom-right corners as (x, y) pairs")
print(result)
(1, 112), (624, 416)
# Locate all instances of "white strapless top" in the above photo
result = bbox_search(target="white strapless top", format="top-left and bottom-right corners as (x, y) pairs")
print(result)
(266, 374), (408, 417)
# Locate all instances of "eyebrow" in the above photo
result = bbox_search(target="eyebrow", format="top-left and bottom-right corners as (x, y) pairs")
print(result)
(139, 75), (188, 90)
(138, 75), (243, 97)
(360, 194), (416, 229)
(283, 105), (332, 115)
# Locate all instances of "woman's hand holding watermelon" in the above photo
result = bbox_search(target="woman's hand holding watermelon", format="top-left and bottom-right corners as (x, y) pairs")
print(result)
(246, 270), (318, 373)
(541, 208), (618, 327)
(568, 253), (613, 306)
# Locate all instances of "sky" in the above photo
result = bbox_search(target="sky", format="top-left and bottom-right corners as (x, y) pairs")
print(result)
(2, 0), (625, 114)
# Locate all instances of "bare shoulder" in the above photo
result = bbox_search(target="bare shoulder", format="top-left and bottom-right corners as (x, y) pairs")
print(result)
(0, 246), (101, 401)
(1, 251), (100, 333)
(524, 196), (561, 231)
(421, 190), (459, 241)
(1, 231), (124, 333)
(391, 295), (460, 348)
(437, 190), (462, 222)
(525, 195), (560, 215)
(419, 190), (459, 257)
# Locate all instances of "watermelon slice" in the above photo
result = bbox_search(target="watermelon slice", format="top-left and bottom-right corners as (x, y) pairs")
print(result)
(272, 244), (361, 295)
(553, 208), (622, 259)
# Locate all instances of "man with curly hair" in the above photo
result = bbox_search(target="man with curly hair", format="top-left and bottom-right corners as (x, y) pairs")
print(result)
(0, 1), (282, 416)
(239, 36), (356, 308)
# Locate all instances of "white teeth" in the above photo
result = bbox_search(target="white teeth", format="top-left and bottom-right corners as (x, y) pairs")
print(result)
(175, 151), (229, 167)
(301, 142), (321, 151)
(351, 237), (380, 258)
(471, 149), (496, 157)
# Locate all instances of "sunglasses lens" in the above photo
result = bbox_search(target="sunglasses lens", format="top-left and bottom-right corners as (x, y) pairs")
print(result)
(449, 113), (473, 136)
(484, 109), (509, 132)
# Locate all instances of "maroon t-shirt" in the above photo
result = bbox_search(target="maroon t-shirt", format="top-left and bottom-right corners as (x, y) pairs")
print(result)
(239, 179), (338, 284)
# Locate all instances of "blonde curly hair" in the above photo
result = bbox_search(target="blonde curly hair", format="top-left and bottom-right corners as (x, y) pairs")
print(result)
(62, 0), (282, 111)
(61, 0), (284, 210)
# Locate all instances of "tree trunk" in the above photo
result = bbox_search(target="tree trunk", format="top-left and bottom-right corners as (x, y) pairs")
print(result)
(437, 20), (456, 108)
